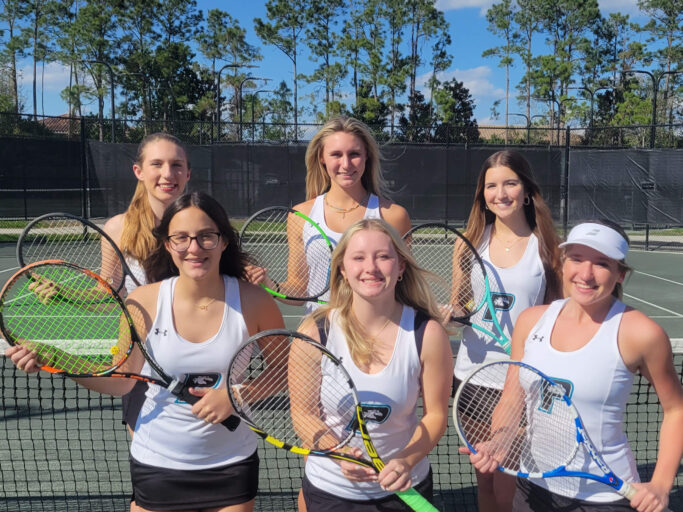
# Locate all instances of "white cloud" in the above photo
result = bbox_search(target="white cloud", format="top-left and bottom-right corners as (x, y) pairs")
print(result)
(436, 0), (492, 16)
(437, 0), (643, 17)
(418, 65), (506, 99)
(598, 0), (642, 16)
(18, 61), (72, 93)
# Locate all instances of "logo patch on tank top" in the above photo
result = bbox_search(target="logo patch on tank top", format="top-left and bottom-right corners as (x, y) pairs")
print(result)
(173, 373), (222, 404)
(538, 377), (573, 414)
(483, 292), (515, 322)
(345, 403), (391, 433)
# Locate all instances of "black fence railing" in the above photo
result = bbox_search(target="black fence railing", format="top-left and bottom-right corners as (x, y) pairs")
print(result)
(1, 111), (681, 148)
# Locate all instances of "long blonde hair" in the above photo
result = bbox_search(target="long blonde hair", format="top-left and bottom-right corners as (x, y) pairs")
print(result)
(465, 150), (562, 302)
(304, 116), (389, 200)
(311, 219), (443, 365)
(119, 133), (190, 263)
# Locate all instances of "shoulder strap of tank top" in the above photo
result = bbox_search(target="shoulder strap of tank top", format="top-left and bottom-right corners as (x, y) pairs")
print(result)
(314, 315), (330, 347)
(414, 309), (429, 357)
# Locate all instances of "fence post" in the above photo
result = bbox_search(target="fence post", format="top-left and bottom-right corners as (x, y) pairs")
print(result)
(80, 117), (88, 218)
(561, 125), (571, 237)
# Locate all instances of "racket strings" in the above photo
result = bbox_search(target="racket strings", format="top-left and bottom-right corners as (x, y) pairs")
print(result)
(406, 226), (486, 318)
(0, 264), (131, 375)
(230, 335), (357, 452)
(241, 209), (331, 299)
(457, 363), (579, 475)
(22, 218), (125, 290)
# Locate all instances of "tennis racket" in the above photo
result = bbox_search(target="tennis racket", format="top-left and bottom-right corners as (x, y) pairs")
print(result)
(17, 212), (142, 294)
(227, 329), (438, 511)
(453, 360), (667, 509)
(404, 223), (509, 353)
(0, 260), (240, 431)
(239, 206), (333, 302)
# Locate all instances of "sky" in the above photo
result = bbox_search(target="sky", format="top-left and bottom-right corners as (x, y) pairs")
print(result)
(14, 0), (652, 125)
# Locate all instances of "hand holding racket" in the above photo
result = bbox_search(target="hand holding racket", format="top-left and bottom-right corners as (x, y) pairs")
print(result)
(239, 206), (333, 303)
(404, 223), (510, 353)
(227, 329), (438, 511)
(453, 360), (672, 511)
(0, 260), (240, 431)
(18, 212), (142, 294)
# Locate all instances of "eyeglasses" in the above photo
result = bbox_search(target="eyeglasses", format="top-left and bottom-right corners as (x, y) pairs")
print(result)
(167, 232), (221, 251)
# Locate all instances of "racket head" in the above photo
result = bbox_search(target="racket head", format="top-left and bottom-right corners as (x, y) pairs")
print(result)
(239, 206), (333, 301)
(228, 329), (360, 453)
(17, 212), (140, 293)
(0, 260), (135, 377)
(453, 360), (580, 477)
(404, 223), (489, 322)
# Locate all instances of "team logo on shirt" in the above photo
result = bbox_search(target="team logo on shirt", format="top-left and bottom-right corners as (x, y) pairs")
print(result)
(173, 373), (222, 404)
(537, 377), (573, 414)
(482, 292), (515, 322)
(344, 403), (391, 433)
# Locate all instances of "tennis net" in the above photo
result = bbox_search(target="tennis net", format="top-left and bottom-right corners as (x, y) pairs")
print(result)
(0, 349), (681, 512)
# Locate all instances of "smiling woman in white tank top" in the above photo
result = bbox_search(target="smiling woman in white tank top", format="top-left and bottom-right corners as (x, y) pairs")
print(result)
(453, 150), (563, 512)
(244, 117), (412, 315)
(298, 219), (453, 511)
(462, 221), (683, 512)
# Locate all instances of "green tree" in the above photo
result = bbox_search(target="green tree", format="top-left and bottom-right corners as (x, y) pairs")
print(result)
(196, 9), (261, 125)
(381, 0), (410, 131)
(483, 0), (518, 140)
(638, 0), (683, 126)
(0, 0), (25, 113)
(255, 0), (308, 133)
(433, 78), (480, 143)
(303, 0), (345, 117)
(513, 0), (544, 126)
(21, 0), (57, 119)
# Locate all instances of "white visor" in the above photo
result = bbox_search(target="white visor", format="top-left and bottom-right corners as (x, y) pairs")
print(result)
(559, 223), (629, 260)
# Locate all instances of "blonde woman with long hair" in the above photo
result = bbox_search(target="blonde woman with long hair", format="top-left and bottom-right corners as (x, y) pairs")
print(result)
(296, 218), (452, 511)
(454, 150), (562, 512)
(245, 116), (411, 312)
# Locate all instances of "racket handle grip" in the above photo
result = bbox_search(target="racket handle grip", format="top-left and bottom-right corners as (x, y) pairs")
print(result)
(396, 488), (439, 511)
(620, 483), (673, 512)
(222, 415), (241, 431)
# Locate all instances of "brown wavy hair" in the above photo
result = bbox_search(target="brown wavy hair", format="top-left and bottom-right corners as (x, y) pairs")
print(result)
(143, 192), (248, 283)
(464, 150), (562, 302)
(304, 116), (390, 200)
(119, 133), (190, 267)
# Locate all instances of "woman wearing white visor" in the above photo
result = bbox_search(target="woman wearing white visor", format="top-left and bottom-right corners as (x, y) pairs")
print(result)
(467, 220), (683, 512)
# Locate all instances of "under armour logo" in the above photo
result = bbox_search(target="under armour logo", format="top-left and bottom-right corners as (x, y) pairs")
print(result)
(532, 333), (544, 342)
(585, 229), (600, 237)
(154, 328), (168, 336)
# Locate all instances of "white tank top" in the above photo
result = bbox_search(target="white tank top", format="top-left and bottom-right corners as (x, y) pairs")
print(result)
(304, 193), (381, 312)
(454, 225), (546, 379)
(304, 305), (431, 500)
(522, 298), (639, 502)
(124, 255), (147, 292)
(130, 276), (257, 470)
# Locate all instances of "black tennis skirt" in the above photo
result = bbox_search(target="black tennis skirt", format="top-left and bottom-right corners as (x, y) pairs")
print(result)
(130, 450), (259, 510)
(302, 467), (433, 511)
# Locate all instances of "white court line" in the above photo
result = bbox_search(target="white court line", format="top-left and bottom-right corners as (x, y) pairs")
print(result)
(0, 266), (19, 274)
(624, 293), (683, 318)
(634, 270), (683, 287)
(630, 249), (683, 256)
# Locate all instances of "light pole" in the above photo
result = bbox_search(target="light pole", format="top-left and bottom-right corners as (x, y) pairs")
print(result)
(622, 69), (682, 148)
(250, 89), (273, 141)
(238, 76), (270, 142)
(533, 92), (575, 145)
(215, 63), (257, 142)
(82, 59), (115, 142)
(508, 113), (544, 144)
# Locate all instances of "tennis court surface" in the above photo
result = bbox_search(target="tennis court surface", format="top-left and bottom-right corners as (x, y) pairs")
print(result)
(0, 243), (681, 511)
